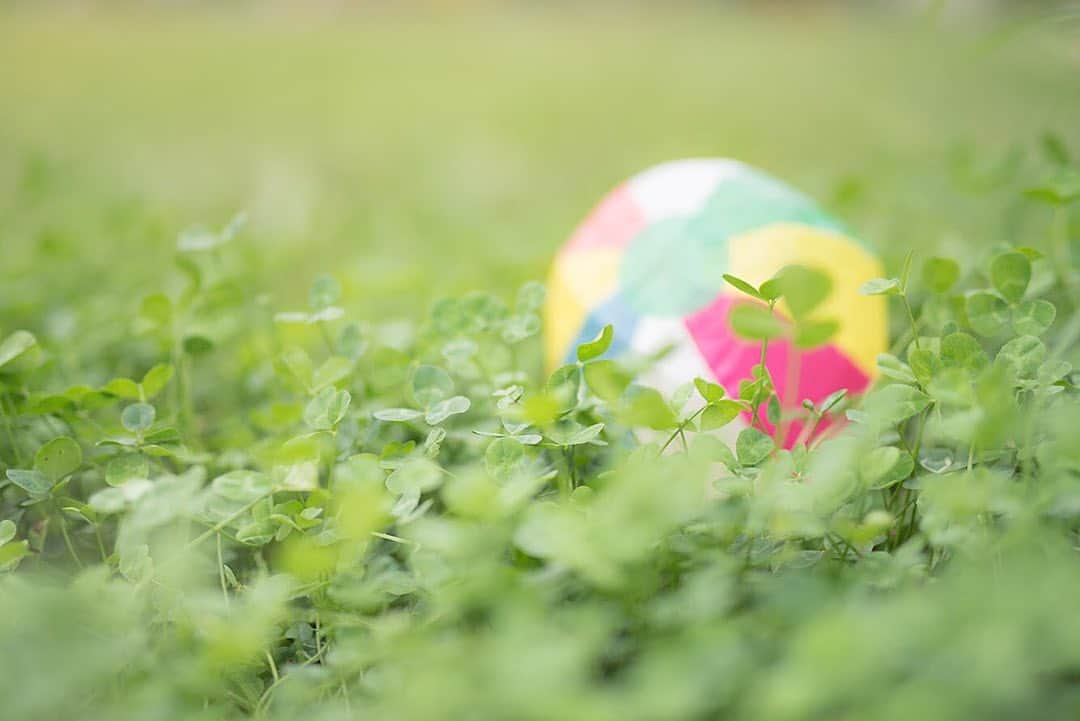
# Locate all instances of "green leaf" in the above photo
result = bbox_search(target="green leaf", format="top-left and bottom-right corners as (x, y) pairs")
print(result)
(921, 257), (960, 294)
(758, 278), (783, 302)
(735, 427), (774, 466)
(0, 540), (28, 569)
(940, 332), (988, 373)
(0, 330), (37, 370)
(965, 292), (1009, 336)
(137, 293), (172, 329)
(722, 274), (763, 300)
(729, 303), (784, 341)
(485, 437), (525, 480)
(183, 335), (214, 355)
(996, 336), (1046, 380)
(858, 277), (902, 296)
(794, 318), (839, 349)
(221, 211), (248, 241)
(424, 395), (471, 425)
(121, 403), (156, 433)
(546, 364), (582, 415)
(908, 349), (940, 386)
(374, 408), (423, 422)
(143, 427), (181, 445)
(106, 453), (149, 487)
(0, 519), (16, 546)
(211, 470), (273, 502)
(411, 365), (454, 407)
(34, 437), (83, 482)
(860, 446), (914, 489)
(576, 324), (614, 362)
(278, 346), (314, 389)
(551, 422), (605, 446)
(877, 354), (917, 384)
(516, 281), (547, 312)
(177, 226), (221, 252)
(304, 387), (351, 430)
(140, 364), (174, 399)
(5, 469), (52, 497)
(309, 273), (342, 311)
(859, 446), (899, 486)
(926, 368), (976, 408)
(619, 387), (677, 431)
(693, 377), (725, 404)
(386, 458), (443, 495)
(1024, 170), (1080, 206)
(1011, 299), (1056, 336)
(775, 265), (832, 319)
(819, 389), (848, 414)
(502, 313), (542, 344)
(990, 252), (1031, 303)
(309, 307), (345, 324)
(700, 400), (743, 431)
(103, 377), (141, 400)
(864, 384), (931, 426)
(899, 250), (915, 290)
(583, 360), (631, 402)
(338, 323), (368, 360)
(766, 395), (782, 425)
(312, 356), (354, 391)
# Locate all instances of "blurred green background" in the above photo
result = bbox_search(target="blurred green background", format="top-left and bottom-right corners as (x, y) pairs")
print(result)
(2, 3), (1078, 326)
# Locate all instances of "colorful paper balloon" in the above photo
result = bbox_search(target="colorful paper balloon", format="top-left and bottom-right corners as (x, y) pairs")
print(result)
(544, 158), (887, 439)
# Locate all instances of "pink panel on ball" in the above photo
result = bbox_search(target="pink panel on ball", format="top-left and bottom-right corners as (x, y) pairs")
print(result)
(684, 295), (871, 445)
(562, 183), (647, 254)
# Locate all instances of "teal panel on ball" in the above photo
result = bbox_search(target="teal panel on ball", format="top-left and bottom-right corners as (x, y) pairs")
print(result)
(618, 166), (856, 316)
(700, 167), (850, 241)
(618, 215), (731, 316)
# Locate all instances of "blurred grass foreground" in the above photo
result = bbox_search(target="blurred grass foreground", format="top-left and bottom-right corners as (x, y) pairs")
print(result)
(2, 3), (1080, 721)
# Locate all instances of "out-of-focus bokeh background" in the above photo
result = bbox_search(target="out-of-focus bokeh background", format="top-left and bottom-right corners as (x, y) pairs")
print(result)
(2, 1), (1078, 321)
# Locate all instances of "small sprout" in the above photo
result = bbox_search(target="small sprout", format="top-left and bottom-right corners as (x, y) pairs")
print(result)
(576, 324), (614, 362)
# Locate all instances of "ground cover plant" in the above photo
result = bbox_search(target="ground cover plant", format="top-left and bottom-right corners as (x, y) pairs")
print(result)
(2, 6), (1080, 721)
(1, 136), (1078, 720)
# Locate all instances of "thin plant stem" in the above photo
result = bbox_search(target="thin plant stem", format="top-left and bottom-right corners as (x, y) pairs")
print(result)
(658, 406), (706, 455)
(94, 524), (109, 563)
(749, 302), (776, 431)
(317, 323), (336, 355)
(217, 532), (230, 608)
(264, 650), (280, 684)
(186, 491), (274, 550)
(55, 506), (84, 569)
(777, 346), (801, 447)
(1053, 206), (1075, 299)
(254, 644), (326, 717)
(1, 394), (25, 466)
(901, 292), (921, 351)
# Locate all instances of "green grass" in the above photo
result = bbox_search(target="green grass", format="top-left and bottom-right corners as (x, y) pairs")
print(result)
(1, 7), (1080, 721)
(2, 6), (1078, 321)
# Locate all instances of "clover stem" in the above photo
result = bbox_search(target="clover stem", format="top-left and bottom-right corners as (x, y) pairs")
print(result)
(658, 406), (705, 455)
(777, 346), (801, 447)
(94, 524), (109, 563)
(186, 490), (275, 550)
(750, 302), (776, 431)
(54, 505), (84, 569)
(317, 322), (336, 354)
(217, 532), (230, 608)
(568, 445), (578, 490)
(1, 394), (24, 466)
(901, 292), (921, 351)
